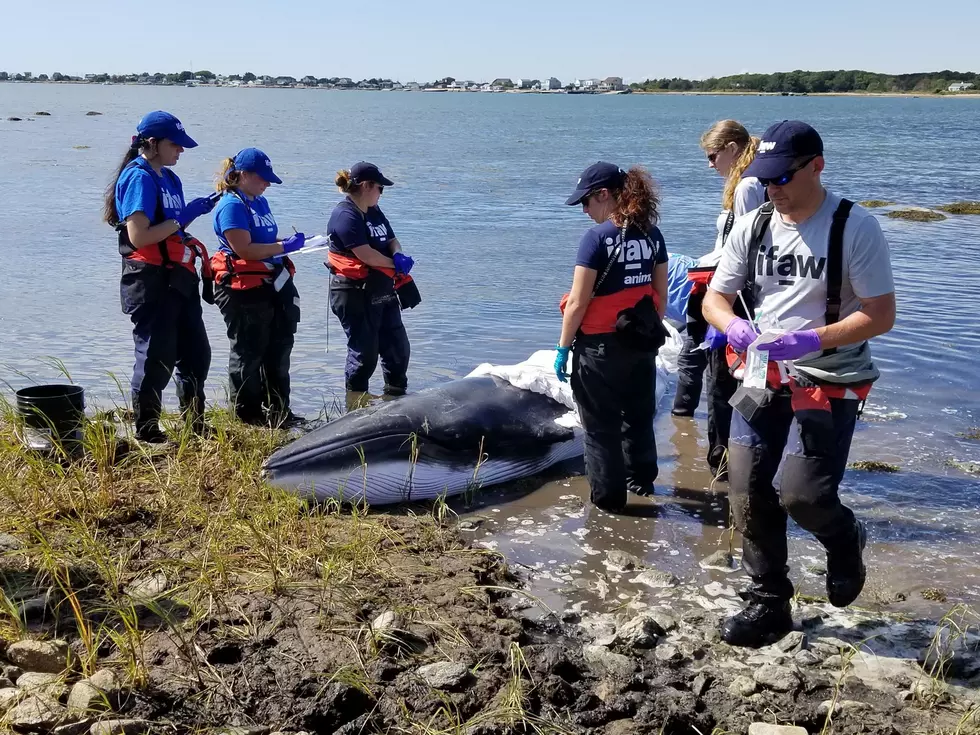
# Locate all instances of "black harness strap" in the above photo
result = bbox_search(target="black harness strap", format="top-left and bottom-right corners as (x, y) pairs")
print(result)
(823, 198), (854, 355)
(744, 202), (775, 317)
(721, 209), (735, 246)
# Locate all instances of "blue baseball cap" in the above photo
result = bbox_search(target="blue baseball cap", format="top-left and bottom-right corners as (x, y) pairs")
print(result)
(350, 161), (393, 187)
(744, 120), (824, 181)
(233, 148), (282, 184)
(136, 110), (197, 148)
(565, 161), (627, 205)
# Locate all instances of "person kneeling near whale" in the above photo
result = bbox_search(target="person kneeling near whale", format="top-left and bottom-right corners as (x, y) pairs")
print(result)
(555, 162), (669, 512)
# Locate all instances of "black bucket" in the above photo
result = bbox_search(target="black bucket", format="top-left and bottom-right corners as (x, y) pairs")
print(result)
(15, 384), (85, 454)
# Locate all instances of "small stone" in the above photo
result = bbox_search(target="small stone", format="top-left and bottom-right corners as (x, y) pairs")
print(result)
(728, 675), (757, 697)
(748, 725), (808, 735)
(583, 645), (634, 680)
(68, 682), (109, 715)
(417, 662), (470, 690)
(654, 644), (682, 664)
(605, 550), (643, 572)
(816, 700), (841, 717)
(700, 550), (737, 571)
(0, 686), (24, 710)
(794, 650), (822, 667)
(822, 654), (847, 670)
(4, 665), (24, 682)
(753, 664), (801, 692)
(691, 673), (711, 697)
(7, 694), (68, 729)
(54, 720), (95, 735)
(17, 672), (68, 699)
(124, 572), (168, 601)
(6, 639), (71, 673)
(0, 533), (23, 551)
(614, 614), (664, 650)
(0, 676), (13, 689)
(776, 630), (806, 653)
(88, 719), (153, 735)
(840, 699), (871, 713)
(372, 610), (399, 633)
(633, 569), (679, 588)
(644, 609), (678, 632)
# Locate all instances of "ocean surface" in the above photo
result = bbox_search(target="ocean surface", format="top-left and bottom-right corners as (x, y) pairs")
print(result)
(2, 84), (979, 612)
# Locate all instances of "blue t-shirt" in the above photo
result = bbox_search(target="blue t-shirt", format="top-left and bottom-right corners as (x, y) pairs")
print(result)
(327, 198), (396, 256)
(213, 192), (279, 258)
(115, 157), (185, 225)
(665, 252), (696, 323)
(575, 221), (668, 297)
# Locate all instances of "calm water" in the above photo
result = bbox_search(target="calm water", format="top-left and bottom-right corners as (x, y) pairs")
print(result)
(2, 84), (979, 609)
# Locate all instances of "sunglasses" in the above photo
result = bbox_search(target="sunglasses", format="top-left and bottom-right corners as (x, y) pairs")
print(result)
(759, 156), (817, 187)
(707, 151), (720, 164)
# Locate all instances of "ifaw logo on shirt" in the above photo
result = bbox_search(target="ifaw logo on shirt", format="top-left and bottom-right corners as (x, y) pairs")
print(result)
(161, 189), (182, 211)
(757, 243), (826, 285)
(253, 211), (277, 229)
(368, 222), (389, 240)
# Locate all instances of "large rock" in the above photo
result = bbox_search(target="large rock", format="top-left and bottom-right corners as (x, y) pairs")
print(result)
(700, 550), (738, 571)
(88, 719), (152, 735)
(583, 645), (634, 680)
(753, 664), (801, 693)
(7, 693), (69, 729)
(17, 672), (68, 699)
(417, 662), (470, 690)
(633, 569), (679, 588)
(614, 614), (664, 650)
(748, 725), (808, 735)
(775, 631), (807, 653)
(6, 639), (71, 673)
(605, 550), (643, 572)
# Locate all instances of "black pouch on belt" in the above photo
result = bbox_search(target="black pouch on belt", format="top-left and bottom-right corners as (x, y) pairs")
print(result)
(395, 277), (422, 310)
(729, 384), (775, 423)
(615, 295), (667, 351)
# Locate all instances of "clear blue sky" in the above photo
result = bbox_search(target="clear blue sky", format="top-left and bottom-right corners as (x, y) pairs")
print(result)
(3, 0), (977, 82)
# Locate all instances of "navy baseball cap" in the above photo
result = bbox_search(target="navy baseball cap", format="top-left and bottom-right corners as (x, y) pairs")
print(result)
(233, 148), (282, 184)
(350, 161), (393, 187)
(744, 120), (823, 180)
(565, 161), (627, 205)
(136, 110), (197, 148)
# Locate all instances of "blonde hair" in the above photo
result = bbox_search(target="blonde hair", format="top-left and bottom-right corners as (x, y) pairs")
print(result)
(215, 157), (243, 193)
(700, 120), (759, 211)
(335, 168), (363, 194)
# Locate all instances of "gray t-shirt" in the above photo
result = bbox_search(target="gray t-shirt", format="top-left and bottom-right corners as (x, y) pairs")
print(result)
(711, 190), (895, 384)
(712, 177), (768, 252)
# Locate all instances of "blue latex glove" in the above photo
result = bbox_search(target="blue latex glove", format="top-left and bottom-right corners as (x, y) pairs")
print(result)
(725, 317), (758, 352)
(177, 195), (218, 229)
(757, 329), (822, 360)
(554, 346), (570, 383)
(392, 252), (414, 275)
(281, 232), (306, 254)
(705, 325), (727, 351)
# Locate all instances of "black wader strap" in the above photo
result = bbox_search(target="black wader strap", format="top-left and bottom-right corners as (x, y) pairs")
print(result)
(721, 209), (735, 246)
(823, 198), (853, 356)
(744, 202), (775, 318)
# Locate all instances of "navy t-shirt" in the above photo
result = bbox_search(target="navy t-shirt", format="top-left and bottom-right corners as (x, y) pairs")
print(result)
(576, 221), (668, 296)
(115, 157), (185, 225)
(213, 191), (279, 260)
(327, 198), (396, 256)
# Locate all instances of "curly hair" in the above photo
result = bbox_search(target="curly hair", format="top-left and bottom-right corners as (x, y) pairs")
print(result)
(610, 166), (660, 228)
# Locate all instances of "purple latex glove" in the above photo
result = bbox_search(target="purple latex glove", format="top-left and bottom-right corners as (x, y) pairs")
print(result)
(281, 232), (306, 254)
(725, 317), (758, 352)
(705, 325), (727, 351)
(756, 329), (822, 360)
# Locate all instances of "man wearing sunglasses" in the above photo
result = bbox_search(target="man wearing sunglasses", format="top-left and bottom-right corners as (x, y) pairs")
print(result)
(702, 120), (896, 647)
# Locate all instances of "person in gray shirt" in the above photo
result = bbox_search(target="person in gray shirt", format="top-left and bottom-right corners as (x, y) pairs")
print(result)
(703, 120), (896, 648)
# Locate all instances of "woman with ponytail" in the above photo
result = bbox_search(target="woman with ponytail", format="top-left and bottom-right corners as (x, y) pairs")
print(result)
(557, 162), (669, 513)
(210, 149), (306, 427)
(672, 120), (767, 479)
(103, 110), (217, 444)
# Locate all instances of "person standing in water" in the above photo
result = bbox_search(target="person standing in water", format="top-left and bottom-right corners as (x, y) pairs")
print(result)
(103, 110), (217, 443)
(556, 162), (669, 512)
(326, 162), (418, 411)
(210, 148), (307, 427)
(675, 120), (767, 483)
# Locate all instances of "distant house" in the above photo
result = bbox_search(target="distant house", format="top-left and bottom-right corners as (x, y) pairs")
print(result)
(491, 78), (513, 88)
(405, 82), (421, 91)
(601, 76), (625, 91)
(515, 78), (534, 89)
(948, 82), (975, 92)
(336, 77), (354, 88)
(543, 77), (563, 90)
(301, 76), (317, 86)
(575, 78), (599, 89)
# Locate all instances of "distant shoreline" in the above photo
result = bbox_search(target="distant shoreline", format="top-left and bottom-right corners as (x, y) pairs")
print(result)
(2, 80), (978, 99)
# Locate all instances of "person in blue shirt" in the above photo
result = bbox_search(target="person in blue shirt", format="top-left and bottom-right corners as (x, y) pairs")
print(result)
(101, 110), (217, 444)
(210, 148), (307, 427)
(326, 162), (416, 411)
(556, 162), (669, 512)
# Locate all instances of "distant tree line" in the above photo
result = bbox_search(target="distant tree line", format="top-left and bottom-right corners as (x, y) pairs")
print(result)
(631, 70), (980, 94)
